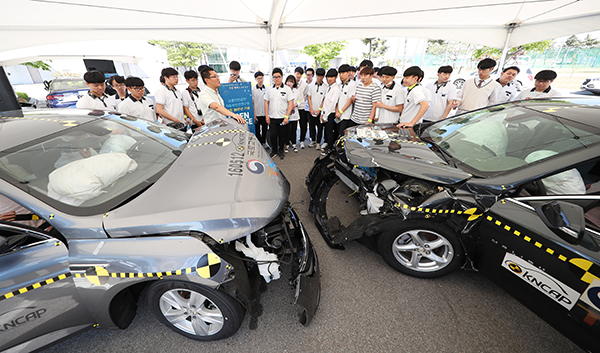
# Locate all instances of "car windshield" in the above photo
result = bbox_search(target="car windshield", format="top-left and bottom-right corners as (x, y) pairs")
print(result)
(50, 79), (88, 92)
(421, 105), (600, 176)
(0, 115), (187, 214)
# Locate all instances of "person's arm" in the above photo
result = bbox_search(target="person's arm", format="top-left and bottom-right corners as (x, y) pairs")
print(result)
(155, 103), (180, 123)
(367, 86), (381, 123)
(441, 100), (454, 120)
(284, 99), (293, 125)
(398, 100), (430, 128)
(0, 211), (16, 222)
(208, 102), (246, 124)
(265, 100), (270, 125)
(307, 94), (315, 115)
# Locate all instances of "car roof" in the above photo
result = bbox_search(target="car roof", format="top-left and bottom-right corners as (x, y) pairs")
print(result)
(0, 109), (105, 152)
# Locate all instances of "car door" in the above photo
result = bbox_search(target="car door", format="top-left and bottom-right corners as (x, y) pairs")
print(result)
(0, 222), (93, 352)
(476, 195), (600, 351)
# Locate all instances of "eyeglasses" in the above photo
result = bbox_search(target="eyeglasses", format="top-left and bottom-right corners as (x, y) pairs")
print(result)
(273, 75), (282, 79)
(129, 86), (145, 91)
(113, 84), (125, 88)
(208, 75), (219, 79)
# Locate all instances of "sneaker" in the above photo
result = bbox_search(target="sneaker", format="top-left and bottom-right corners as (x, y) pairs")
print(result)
(308, 141), (316, 148)
(320, 149), (328, 156)
(284, 145), (289, 153)
(316, 143), (321, 150)
(293, 144), (298, 152)
(278, 151), (285, 160)
(269, 150), (277, 158)
(300, 142), (305, 149)
(321, 142), (328, 150)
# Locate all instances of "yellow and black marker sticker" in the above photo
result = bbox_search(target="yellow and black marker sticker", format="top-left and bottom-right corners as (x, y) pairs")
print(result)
(1, 116), (61, 123)
(395, 202), (483, 221)
(485, 213), (600, 285)
(0, 253), (223, 301)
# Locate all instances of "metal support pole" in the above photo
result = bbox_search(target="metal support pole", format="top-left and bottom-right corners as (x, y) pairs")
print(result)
(498, 23), (518, 70)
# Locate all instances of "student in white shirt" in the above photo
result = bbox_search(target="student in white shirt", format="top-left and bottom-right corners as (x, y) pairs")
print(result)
(285, 75), (301, 152)
(295, 67), (309, 149)
(455, 58), (501, 114)
(307, 68), (327, 149)
(198, 67), (247, 126)
(336, 64), (357, 135)
(265, 68), (294, 160)
(397, 66), (430, 128)
(373, 66), (404, 125)
(494, 66), (520, 104)
(118, 76), (156, 122)
(423, 65), (458, 122)
(252, 71), (268, 147)
(320, 69), (341, 153)
(76, 70), (117, 110)
(227, 61), (245, 83)
(107, 75), (128, 109)
(182, 70), (205, 129)
(155, 67), (185, 125)
(516, 70), (561, 100)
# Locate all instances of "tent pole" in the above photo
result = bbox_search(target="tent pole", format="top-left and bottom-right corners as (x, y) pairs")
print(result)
(498, 22), (518, 70)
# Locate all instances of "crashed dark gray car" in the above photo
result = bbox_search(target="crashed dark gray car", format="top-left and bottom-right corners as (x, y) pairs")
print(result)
(0, 109), (319, 352)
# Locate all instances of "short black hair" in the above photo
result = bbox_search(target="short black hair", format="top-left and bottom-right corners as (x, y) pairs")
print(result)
(350, 66), (357, 72)
(502, 66), (520, 74)
(83, 70), (105, 84)
(403, 66), (424, 79)
(438, 65), (453, 74)
(161, 67), (179, 78)
(254, 71), (264, 78)
(286, 75), (297, 88)
(379, 66), (397, 77)
(108, 75), (124, 85)
(200, 67), (215, 84)
(124, 76), (145, 87)
(198, 65), (209, 73)
(295, 67), (304, 74)
(477, 58), (496, 70)
(315, 68), (326, 76)
(359, 60), (373, 68)
(535, 70), (557, 81)
(306, 68), (315, 75)
(184, 70), (198, 80)
(338, 64), (352, 73)
(272, 67), (283, 77)
(229, 61), (241, 71)
(326, 68), (338, 77)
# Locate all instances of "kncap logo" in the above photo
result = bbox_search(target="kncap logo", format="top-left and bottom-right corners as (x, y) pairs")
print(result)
(509, 262), (522, 274)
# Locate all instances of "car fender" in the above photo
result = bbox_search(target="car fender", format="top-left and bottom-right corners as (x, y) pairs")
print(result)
(67, 235), (233, 328)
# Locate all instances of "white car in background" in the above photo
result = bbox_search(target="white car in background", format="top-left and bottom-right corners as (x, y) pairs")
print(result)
(452, 66), (534, 92)
(581, 76), (600, 95)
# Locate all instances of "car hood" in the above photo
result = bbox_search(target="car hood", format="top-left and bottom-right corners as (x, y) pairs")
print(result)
(342, 125), (471, 184)
(103, 119), (289, 242)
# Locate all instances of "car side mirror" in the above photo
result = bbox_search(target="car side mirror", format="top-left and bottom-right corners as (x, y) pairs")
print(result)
(43, 80), (50, 91)
(535, 201), (585, 244)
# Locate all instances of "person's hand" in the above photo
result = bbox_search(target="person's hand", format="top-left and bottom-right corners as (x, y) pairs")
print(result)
(233, 114), (246, 124)
(266, 116), (270, 125)
(451, 100), (460, 108)
(228, 74), (237, 83)
(0, 211), (16, 222)
(283, 118), (289, 125)
(373, 101), (384, 108)
(397, 123), (414, 129)
(79, 147), (91, 158)
(335, 111), (341, 119)
(310, 109), (316, 115)
(351, 96), (356, 103)
(366, 120), (374, 125)
(200, 119), (205, 126)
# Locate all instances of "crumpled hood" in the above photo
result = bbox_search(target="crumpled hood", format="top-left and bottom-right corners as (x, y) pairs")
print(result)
(342, 125), (471, 184)
(103, 119), (289, 242)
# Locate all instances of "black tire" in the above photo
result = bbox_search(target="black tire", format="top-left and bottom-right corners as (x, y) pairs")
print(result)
(147, 281), (245, 341)
(378, 220), (463, 278)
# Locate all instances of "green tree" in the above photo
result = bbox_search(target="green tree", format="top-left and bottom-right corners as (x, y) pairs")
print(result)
(584, 34), (600, 48)
(472, 40), (552, 63)
(148, 40), (214, 71)
(301, 41), (347, 68)
(361, 38), (388, 60)
(426, 39), (447, 55)
(23, 60), (52, 71)
(564, 35), (582, 48)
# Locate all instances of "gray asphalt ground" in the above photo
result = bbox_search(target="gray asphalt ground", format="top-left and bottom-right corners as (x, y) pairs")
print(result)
(44, 145), (583, 353)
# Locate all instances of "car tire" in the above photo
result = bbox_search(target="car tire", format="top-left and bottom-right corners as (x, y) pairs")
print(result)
(378, 220), (463, 278)
(453, 78), (465, 90)
(147, 281), (245, 341)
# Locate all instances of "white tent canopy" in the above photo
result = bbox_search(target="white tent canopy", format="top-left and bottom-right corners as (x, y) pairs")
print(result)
(2, 0), (600, 66)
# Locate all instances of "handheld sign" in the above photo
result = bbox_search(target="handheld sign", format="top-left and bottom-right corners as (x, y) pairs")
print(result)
(220, 82), (255, 134)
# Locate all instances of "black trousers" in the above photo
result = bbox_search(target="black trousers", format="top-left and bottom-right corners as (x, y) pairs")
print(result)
(269, 118), (288, 153)
(288, 120), (298, 145)
(309, 112), (323, 144)
(298, 109), (309, 142)
(338, 119), (352, 136)
(324, 113), (338, 148)
(255, 116), (268, 144)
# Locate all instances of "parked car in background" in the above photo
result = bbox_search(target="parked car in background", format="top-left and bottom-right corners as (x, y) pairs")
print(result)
(0, 109), (320, 352)
(452, 65), (534, 92)
(581, 76), (600, 95)
(44, 78), (89, 108)
(307, 97), (600, 351)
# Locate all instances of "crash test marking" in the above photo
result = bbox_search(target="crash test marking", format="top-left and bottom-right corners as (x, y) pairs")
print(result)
(0, 253), (222, 301)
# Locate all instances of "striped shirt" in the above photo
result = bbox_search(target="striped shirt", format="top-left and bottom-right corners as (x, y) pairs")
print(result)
(351, 82), (381, 124)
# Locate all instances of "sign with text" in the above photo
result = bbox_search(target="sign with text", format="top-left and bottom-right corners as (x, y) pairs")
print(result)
(220, 82), (255, 134)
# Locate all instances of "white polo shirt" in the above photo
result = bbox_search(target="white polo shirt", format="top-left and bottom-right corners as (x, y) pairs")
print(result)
(199, 86), (226, 125)
(457, 77), (501, 112)
(304, 81), (313, 111)
(252, 84), (266, 117)
(297, 80), (307, 110)
(516, 86), (561, 100)
(76, 92), (117, 110)
(376, 81), (405, 124)
(155, 85), (185, 123)
(307, 81), (327, 117)
(118, 96), (156, 122)
(321, 83), (341, 119)
(182, 88), (202, 122)
(423, 80), (458, 121)
(289, 88), (301, 122)
(496, 80), (519, 103)
(399, 84), (428, 124)
(338, 80), (356, 121)
(265, 84), (293, 119)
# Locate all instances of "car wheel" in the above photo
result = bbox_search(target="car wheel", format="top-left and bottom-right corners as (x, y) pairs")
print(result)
(378, 220), (463, 278)
(453, 78), (465, 90)
(147, 281), (245, 341)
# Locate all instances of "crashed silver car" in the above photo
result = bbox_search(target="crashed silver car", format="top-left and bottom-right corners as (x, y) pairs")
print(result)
(0, 109), (319, 352)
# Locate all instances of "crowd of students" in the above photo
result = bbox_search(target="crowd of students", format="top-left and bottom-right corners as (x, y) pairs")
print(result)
(74, 58), (561, 160)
